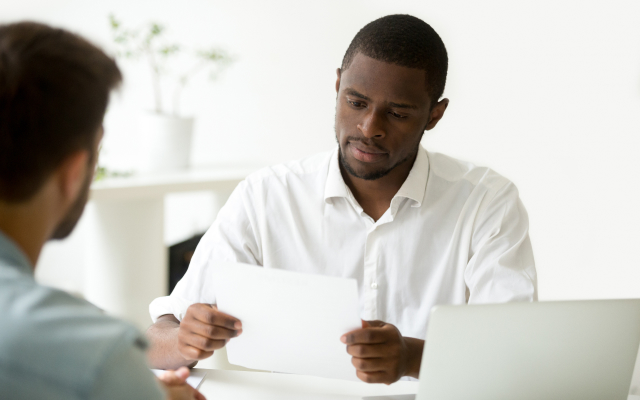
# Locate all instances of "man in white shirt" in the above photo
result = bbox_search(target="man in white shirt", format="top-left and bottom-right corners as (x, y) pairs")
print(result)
(147, 14), (537, 384)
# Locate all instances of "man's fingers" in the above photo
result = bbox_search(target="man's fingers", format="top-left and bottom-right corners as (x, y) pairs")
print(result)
(182, 332), (227, 352)
(180, 344), (214, 361)
(346, 343), (389, 358)
(190, 304), (242, 330)
(179, 303), (242, 362)
(174, 366), (190, 381)
(351, 356), (386, 372)
(344, 322), (407, 385)
(158, 371), (183, 386)
(356, 370), (390, 384)
(341, 327), (387, 345)
(190, 322), (242, 341)
(158, 367), (190, 385)
(194, 388), (207, 400)
(164, 384), (208, 400)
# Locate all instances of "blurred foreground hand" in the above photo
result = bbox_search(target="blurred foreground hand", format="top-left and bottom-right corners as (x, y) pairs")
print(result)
(158, 367), (206, 400)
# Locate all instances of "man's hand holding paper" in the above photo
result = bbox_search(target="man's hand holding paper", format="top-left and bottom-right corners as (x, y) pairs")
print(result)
(177, 304), (243, 362)
(342, 320), (424, 384)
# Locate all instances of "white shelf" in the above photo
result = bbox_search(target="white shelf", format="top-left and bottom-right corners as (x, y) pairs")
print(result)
(90, 165), (260, 201)
(80, 164), (260, 330)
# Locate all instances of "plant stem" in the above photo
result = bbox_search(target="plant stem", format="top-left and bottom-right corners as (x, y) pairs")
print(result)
(172, 80), (184, 116)
(144, 42), (163, 113)
(172, 60), (207, 116)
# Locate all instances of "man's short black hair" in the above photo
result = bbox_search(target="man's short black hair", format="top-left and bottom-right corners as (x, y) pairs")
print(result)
(341, 14), (448, 105)
(0, 21), (122, 202)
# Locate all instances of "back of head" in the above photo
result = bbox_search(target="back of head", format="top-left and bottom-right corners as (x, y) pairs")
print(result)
(0, 21), (122, 203)
(341, 14), (448, 105)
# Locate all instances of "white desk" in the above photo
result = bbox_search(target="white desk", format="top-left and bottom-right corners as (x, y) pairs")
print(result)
(195, 369), (640, 400)
(197, 369), (418, 399)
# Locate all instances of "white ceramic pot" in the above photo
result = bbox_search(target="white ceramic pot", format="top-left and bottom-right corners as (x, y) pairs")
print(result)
(137, 112), (194, 173)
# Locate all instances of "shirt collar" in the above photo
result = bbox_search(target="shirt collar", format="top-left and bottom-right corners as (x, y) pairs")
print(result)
(324, 148), (351, 202)
(394, 145), (430, 208)
(0, 229), (34, 276)
(323, 145), (430, 208)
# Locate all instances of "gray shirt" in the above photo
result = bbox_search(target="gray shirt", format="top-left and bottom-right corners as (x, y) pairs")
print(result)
(0, 230), (165, 400)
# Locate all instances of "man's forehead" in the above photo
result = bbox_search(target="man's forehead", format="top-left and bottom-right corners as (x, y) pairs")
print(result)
(340, 53), (430, 106)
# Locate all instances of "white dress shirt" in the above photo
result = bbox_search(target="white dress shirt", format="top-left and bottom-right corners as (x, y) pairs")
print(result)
(150, 146), (537, 341)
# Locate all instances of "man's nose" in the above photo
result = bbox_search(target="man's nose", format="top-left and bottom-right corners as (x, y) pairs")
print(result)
(357, 109), (386, 139)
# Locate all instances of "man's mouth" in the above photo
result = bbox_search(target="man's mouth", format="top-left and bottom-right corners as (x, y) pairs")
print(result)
(348, 142), (388, 163)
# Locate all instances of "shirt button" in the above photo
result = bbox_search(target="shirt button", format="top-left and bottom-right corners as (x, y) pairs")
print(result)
(371, 282), (378, 289)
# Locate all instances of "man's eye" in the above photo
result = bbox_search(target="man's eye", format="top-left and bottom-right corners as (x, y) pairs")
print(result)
(348, 100), (364, 108)
(390, 111), (407, 119)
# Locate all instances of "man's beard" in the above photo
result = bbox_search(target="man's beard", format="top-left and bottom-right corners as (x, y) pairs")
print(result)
(51, 169), (91, 240)
(337, 139), (418, 181)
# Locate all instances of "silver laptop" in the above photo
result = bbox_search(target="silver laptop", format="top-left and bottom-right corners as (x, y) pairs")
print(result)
(365, 299), (640, 400)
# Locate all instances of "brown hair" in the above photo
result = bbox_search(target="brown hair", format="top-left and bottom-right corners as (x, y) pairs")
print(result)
(0, 21), (122, 202)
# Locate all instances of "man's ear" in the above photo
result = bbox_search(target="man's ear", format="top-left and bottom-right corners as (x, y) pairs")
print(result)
(55, 150), (90, 204)
(335, 68), (342, 93)
(425, 98), (449, 131)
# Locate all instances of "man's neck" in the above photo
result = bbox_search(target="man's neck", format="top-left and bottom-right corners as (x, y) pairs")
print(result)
(340, 154), (416, 222)
(0, 200), (53, 268)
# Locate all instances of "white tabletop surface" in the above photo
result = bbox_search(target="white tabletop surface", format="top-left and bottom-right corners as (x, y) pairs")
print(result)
(195, 369), (640, 400)
(197, 369), (418, 400)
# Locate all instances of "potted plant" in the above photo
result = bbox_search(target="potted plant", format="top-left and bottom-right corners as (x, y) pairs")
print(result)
(108, 14), (232, 173)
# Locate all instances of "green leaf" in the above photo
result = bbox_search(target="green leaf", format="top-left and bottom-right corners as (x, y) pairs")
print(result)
(108, 14), (120, 30)
(150, 23), (164, 36)
(159, 44), (180, 56)
(198, 49), (220, 60)
(94, 166), (107, 182)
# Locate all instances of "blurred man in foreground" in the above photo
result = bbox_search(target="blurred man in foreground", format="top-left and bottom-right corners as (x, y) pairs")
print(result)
(0, 21), (204, 400)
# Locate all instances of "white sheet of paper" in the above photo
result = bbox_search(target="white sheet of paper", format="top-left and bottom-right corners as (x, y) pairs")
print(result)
(212, 262), (361, 381)
(151, 368), (207, 389)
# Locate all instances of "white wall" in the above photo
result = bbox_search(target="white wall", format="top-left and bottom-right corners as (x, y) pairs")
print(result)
(3, 0), (640, 302)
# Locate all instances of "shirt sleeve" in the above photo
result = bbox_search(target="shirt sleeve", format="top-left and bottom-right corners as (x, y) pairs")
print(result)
(465, 181), (538, 303)
(89, 331), (165, 400)
(149, 180), (262, 322)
